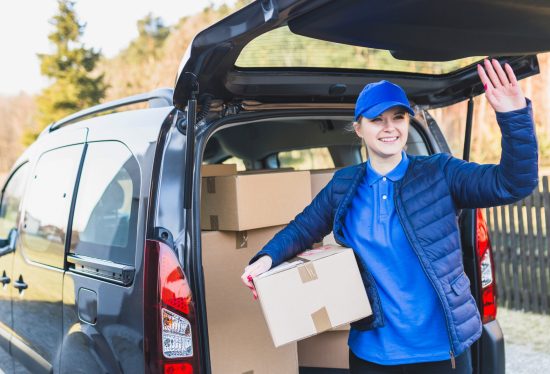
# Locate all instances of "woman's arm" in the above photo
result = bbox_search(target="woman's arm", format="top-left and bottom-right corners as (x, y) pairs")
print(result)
(444, 59), (538, 209)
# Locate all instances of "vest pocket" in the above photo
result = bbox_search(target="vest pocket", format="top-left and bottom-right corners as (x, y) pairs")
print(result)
(451, 272), (471, 295)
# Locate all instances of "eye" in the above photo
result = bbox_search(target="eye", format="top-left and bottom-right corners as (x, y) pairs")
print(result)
(394, 114), (405, 120)
(372, 117), (383, 122)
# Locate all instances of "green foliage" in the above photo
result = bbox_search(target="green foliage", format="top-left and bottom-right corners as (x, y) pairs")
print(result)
(25, 0), (106, 144)
(123, 14), (170, 63)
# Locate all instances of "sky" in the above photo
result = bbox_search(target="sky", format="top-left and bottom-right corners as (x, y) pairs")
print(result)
(0, 0), (237, 96)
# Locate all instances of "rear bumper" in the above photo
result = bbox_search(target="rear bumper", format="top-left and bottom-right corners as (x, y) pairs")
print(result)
(480, 319), (505, 374)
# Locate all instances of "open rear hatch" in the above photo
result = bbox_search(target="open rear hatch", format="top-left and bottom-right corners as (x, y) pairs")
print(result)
(174, 0), (550, 109)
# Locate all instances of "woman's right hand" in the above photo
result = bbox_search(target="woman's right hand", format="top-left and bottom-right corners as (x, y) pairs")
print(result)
(477, 59), (526, 113)
(241, 255), (273, 299)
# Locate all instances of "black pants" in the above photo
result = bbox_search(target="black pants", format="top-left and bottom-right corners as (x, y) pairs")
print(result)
(349, 349), (472, 374)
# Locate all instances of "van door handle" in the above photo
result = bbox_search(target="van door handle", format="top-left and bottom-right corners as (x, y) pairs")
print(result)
(0, 271), (10, 285)
(13, 276), (27, 292)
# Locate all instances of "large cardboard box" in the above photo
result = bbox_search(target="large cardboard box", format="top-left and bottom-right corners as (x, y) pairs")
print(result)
(298, 330), (350, 369)
(202, 226), (299, 374)
(201, 170), (311, 231)
(253, 245), (371, 347)
(310, 169), (338, 245)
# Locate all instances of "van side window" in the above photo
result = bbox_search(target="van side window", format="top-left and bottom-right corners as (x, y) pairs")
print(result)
(0, 163), (30, 239)
(21, 145), (85, 268)
(70, 141), (139, 265)
(278, 147), (335, 170)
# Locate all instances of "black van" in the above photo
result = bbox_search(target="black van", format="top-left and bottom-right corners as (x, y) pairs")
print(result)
(1, 1), (549, 373)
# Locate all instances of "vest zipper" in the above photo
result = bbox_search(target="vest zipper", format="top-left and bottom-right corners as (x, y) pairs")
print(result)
(450, 350), (456, 369)
(394, 180), (457, 369)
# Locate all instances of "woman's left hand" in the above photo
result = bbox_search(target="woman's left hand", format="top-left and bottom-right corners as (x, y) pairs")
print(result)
(477, 59), (527, 113)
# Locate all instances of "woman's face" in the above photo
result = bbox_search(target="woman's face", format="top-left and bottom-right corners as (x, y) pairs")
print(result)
(353, 107), (409, 160)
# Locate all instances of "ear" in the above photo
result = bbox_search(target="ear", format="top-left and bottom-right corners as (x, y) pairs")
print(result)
(353, 121), (362, 138)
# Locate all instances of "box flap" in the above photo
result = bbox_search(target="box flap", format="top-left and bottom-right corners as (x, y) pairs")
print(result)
(257, 246), (348, 279)
(201, 163), (237, 177)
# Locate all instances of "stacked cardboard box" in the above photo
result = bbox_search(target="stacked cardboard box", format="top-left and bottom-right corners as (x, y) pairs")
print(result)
(201, 165), (312, 374)
(201, 167), (311, 231)
(298, 330), (350, 370)
(202, 227), (299, 374)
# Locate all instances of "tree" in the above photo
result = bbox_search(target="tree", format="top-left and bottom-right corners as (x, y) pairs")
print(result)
(124, 14), (170, 63)
(24, 0), (106, 144)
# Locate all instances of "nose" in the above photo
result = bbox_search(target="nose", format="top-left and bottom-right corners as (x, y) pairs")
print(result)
(381, 118), (397, 130)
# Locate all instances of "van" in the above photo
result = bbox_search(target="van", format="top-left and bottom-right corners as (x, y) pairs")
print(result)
(1, 1), (550, 373)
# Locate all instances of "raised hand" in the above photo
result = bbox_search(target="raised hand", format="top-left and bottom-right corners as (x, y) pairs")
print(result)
(477, 59), (527, 113)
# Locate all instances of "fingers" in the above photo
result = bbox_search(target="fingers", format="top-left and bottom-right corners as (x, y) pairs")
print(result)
(492, 59), (509, 86)
(241, 271), (258, 299)
(484, 59), (503, 88)
(477, 63), (493, 91)
(505, 63), (518, 86)
(478, 58), (515, 90)
(241, 256), (273, 300)
(241, 267), (255, 287)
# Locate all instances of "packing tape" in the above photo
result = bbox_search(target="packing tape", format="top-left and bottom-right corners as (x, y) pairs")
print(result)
(210, 215), (219, 230)
(298, 262), (318, 283)
(311, 306), (332, 333)
(206, 177), (216, 193)
(287, 257), (306, 264)
(236, 231), (248, 249)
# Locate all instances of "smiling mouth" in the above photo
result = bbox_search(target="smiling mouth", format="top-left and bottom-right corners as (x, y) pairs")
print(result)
(379, 136), (399, 143)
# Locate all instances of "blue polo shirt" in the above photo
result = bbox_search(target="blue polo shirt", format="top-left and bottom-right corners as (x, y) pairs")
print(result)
(343, 152), (451, 364)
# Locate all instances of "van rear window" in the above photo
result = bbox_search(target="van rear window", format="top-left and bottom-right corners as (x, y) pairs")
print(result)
(236, 26), (482, 74)
(278, 147), (335, 170)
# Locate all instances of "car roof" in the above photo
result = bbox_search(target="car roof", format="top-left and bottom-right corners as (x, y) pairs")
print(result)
(9, 106), (173, 175)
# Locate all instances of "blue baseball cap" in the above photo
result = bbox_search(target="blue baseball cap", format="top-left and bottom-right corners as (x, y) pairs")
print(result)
(354, 80), (415, 121)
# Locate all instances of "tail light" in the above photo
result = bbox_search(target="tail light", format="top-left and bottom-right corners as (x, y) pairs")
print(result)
(475, 209), (497, 323)
(144, 239), (200, 373)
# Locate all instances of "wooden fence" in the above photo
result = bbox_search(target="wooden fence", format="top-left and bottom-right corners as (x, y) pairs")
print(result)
(485, 175), (550, 314)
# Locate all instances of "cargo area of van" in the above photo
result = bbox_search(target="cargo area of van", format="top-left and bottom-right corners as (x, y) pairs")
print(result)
(198, 116), (431, 373)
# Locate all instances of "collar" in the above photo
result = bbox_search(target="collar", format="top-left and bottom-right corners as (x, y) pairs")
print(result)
(366, 151), (409, 186)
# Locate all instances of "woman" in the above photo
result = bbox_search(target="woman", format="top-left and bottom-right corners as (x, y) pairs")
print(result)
(241, 59), (538, 373)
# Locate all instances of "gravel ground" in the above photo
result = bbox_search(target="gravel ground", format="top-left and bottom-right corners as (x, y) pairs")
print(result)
(498, 307), (550, 374)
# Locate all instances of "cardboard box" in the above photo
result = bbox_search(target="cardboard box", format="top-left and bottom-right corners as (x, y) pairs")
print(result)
(201, 170), (311, 231)
(253, 245), (371, 347)
(202, 226), (299, 374)
(298, 330), (350, 369)
(310, 169), (336, 198)
(201, 163), (237, 177)
(310, 169), (339, 245)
